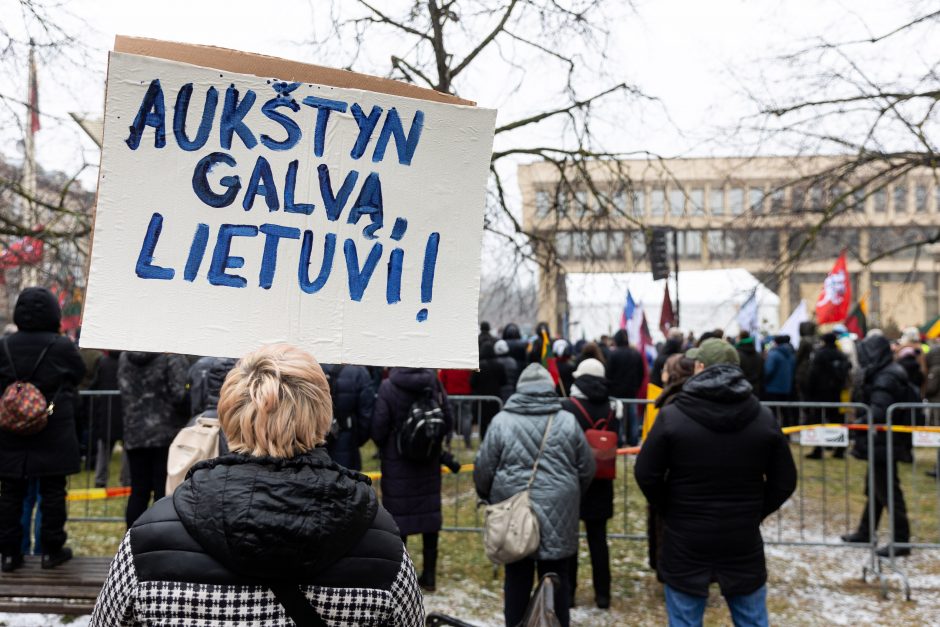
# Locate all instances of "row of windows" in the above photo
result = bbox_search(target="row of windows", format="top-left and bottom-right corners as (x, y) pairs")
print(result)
(534, 180), (940, 219)
(553, 228), (925, 262)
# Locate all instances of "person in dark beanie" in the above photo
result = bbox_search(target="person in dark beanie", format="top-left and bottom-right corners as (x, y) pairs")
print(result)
(805, 332), (850, 459)
(763, 335), (797, 427)
(607, 329), (644, 444)
(636, 338), (797, 625)
(735, 331), (763, 396)
(0, 287), (86, 572)
(321, 362), (375, 471)
(479, 321), (494, 348)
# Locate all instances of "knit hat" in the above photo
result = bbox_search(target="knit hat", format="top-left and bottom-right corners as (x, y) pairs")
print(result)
(494, 339), (510, 356)
(552, 339), (570, 358)
(517, 363), (554, 387)
(686, 338), (740, 367)
(572, 358), (605, 379)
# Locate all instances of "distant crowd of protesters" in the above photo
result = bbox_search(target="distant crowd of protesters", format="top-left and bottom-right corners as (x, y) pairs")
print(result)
(0, 285), (935, 625)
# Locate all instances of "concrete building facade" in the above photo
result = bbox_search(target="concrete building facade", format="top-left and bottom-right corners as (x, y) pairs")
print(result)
(519, 156), (940, 335)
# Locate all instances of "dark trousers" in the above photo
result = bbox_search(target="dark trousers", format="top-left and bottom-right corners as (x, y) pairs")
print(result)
(0, 476), (67, 556)
(125, 446), (169, 528)
(569, 519), (610, 601)
(857, 460), (910, 542)
(504, 556), (570, 627)
(402, 531), (438, 579)
(763, 392), (797, 427)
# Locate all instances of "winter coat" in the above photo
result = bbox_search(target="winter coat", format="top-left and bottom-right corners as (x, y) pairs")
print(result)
(852, 335), (917, 463)
(635, 364), (797, 597)
(89, 449), (423, 626)
(0, 288), (86, 478)
(607, 345), (644, 399)
(561, 374), (622, 521)
(501, 323), (529, 376)
(651, 338), (683, 388)
(473, 371), (595, 560)
(496, 355), (519, 401)
(925, 349), (940, 403)
(794, 337), (815, 400)
(556, 359), (576, 397)
(323, 363), (376, 471)
(763, 343), (796, 396)
(372, 368), (453, 536)
(118, 352), (189, 450)
(438, 369), (472, 395)
(736, 338), (763, 395)
(90, 352), (123, 443)
(807, 344), (850, 402)
(471, 345), (507, 399)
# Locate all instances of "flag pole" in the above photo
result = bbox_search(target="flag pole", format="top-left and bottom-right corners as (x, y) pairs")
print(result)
(672, 228), (680, 327)
(21, 38), (42, 286)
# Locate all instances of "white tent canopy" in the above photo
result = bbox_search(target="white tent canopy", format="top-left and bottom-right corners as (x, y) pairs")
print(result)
(566, 269), (780, 342)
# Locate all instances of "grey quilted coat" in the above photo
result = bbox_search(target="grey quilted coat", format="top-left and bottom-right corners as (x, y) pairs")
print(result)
(474, 364), (595, 561)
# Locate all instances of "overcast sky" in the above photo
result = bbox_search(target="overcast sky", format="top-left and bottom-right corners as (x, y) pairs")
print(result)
(0, 0), (925, 188)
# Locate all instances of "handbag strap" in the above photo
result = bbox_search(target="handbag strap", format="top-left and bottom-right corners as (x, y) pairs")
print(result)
(3, 338), (56, 382)
(526, 412), (555, 490)
(569, 397), (609, 431)
(269, 584), (328, 627)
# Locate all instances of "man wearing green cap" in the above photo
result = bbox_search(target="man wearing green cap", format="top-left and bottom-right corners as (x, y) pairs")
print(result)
(635, 338), (797, 626)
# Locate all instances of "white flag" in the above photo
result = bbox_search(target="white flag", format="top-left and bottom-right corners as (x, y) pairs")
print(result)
(779, 300), (809, 348)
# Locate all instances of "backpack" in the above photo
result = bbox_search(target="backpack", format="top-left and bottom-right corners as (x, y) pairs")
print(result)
(569, 397), (617, 480)
(396, 385), (447, 463)
(166, 413), (225, 493)
(0, 339), (56, 436)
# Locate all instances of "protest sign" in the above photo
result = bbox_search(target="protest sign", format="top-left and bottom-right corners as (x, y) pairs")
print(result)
(80, 38), (496, 368)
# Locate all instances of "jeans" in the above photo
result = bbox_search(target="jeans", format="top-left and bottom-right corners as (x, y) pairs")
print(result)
(665, 584), (768, 627)
(568, 519), (610, 601)
(125, 446), (170, 528)
(0, 476), (67, 556)
(504, 556), (570, 627)
(20, 479), (42, 555)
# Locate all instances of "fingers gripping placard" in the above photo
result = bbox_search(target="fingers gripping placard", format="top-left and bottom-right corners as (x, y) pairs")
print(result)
(81, 40), (496, 368)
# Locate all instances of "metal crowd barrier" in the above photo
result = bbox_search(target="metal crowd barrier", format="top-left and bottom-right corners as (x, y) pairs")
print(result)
(68, 390), (125, 523)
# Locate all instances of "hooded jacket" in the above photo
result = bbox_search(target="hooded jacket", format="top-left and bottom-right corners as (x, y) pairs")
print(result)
(474, 365), (595, 560)
(763, 342), (796, 395)
(88, 449), (423, 626)
(735, 337), (764, 395)
(561, 374), (622, 520)
(322, 363), (375, 471)
(371, 368), (453, 536)
(925, 348), (940, 403)
(118, 351), (190, 450)
(607, 333), (644, 399)
(0, 287), (86, 478)
(635, 364), (797, 597)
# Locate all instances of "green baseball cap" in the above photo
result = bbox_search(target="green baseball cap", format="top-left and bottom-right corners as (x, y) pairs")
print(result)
(686, 338), (740, 367)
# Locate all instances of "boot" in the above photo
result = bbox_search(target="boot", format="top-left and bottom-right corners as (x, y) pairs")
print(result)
(1, 554), (23, 573)
(41, 547), (72, 569)
(832, 448), (845, 459)
(418, 571), (436, 592)
(805, 447), (823, 460)
(840, 531), (869, 543)
(876, 546), (911, 558)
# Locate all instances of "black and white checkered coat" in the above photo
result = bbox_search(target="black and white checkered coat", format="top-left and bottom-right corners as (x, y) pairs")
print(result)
(90, 450), (424, 626)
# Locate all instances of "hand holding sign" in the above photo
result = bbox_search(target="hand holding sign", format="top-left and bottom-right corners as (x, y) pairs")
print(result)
(81, 38), (496, 368)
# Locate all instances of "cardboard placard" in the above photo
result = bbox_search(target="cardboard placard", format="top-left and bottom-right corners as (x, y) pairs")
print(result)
(80, 39), (496, 367)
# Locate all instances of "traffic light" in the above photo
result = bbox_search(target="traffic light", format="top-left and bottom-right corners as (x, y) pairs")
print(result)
(649, 228), (670, 280)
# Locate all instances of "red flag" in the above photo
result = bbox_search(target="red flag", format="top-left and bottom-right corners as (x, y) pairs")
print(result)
(816, 250), (851, 324)
(0, 236), (43, 269)
(28, 44), (40, 134)
(659, 284), (676, 336)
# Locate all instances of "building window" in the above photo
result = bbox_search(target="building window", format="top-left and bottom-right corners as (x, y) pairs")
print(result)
(915, 184), (927, 213)
(893, 184), (908, 213)
(633, 189), (646, 217)
(630, 231), (646, 259)
(672, 230), (702, 258)
(571, 231), (589, 258)
(791, 186), (807, 212)
(729, 187), (744, 215)
(609, 231), (626, 259)
(873, 188), (887, 212)
(771, 188), (785, 212)
(749, 187), (764, 213)
(535, 190), (551, 217)
(851, 186), (867, 212)
(590, 231), (608, 256)
(574, 190), (591, 218)
(690, 188), (704, 216)
(651, 188), (665, 216)
(669, 189), (685, 217)
(555, 232), (572, 258)
(707, 230), (736, 259)
(612, 188), (627, 215)
(709, 187), (724, 216)
(809, 185), (825, 211)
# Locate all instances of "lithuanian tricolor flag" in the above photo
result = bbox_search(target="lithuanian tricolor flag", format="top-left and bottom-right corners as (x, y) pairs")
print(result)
(922, 315), (940, 340)
(845, 294), (869, 337)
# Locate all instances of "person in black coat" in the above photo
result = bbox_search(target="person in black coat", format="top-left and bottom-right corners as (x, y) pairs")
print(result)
(0, 287), (86, 572)
(635, 339), (796, 624)
(494, 339), (519, 401)
(90, 350), (124, 488)
(470, 342), (506, 441)
(371, 367), (453, 591)
(322, 363), (375, 471)
(842, 334), (916, 556)
(501, 322), (528, 375)
(607, 330), (644, 400)
(735, 332), (764, 396)
(560, 358), (622, 610)
(650, 332), (683, 388)
(805, 333), (850, 459)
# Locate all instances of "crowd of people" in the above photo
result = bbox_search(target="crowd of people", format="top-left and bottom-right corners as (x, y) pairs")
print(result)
(0, 285), (936, 625)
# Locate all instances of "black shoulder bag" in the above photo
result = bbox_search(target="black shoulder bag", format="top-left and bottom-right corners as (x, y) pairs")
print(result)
(269, 584), (328, 627)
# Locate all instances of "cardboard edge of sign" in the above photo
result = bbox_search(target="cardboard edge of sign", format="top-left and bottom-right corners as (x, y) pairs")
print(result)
(113, 35), (476, 107)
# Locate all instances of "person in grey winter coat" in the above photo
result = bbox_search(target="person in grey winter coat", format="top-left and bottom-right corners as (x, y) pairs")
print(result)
(474, 364), (595, 627)
(118, 352), (189, 527)
(494, 339), (520, 401)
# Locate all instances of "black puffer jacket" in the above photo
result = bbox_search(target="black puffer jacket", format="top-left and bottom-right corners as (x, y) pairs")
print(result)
(118, 351), (189, 450)
(607, 343), (644, 399)
(0, 287), (86, 478)
(561, 374), (622, 520)
(735, 338), (763, 395)
(852, 335), (916, 463)
(323, 363), (375, 471)
(634, 364), (797, 597)
(808, 344), (849, 402)
(89, 449), (423, 626)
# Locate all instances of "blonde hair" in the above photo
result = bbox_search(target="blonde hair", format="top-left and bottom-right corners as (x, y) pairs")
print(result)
(218, 344), (332, 458)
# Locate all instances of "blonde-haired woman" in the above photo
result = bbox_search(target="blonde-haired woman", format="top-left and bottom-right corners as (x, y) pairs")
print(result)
(90, 344), (424, 626)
